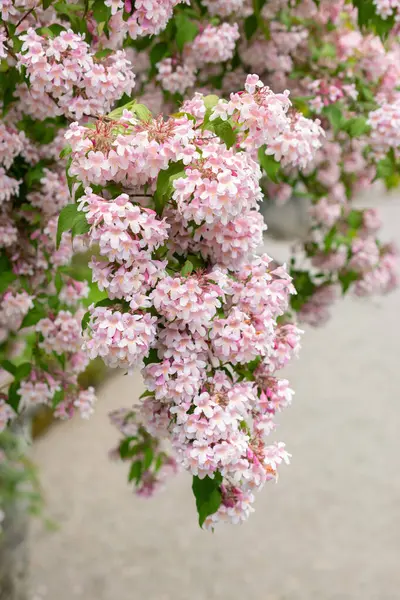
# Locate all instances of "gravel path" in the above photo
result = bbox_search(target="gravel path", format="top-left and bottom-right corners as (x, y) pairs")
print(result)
(28, 194), (400, 600)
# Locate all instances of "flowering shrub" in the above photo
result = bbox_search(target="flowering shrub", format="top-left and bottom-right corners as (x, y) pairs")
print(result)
(0, 0), (398, 529)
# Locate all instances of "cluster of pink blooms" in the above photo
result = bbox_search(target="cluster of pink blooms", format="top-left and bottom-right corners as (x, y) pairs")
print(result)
(66, 114), (197, 187)
(0, 398), (15, 433)
(18, 28), (135, 119)
(211, 74), (325, 169)
(13, 308), (96, 419)
(372, 0), (400, 19)
(202, 0), (246, 17)
(0, 291), (33, 340)
(66, 84), (312, 525)
(0, 122), (96, 428)
(156, 58), (196, 95)
(186, 23), (240, 66)
(105, 0), (189, 39)
(156, 23), (240, 95)
(308, 79), (358, 114)
(368, 100), (400, 155)
(27, 168), (70, 216)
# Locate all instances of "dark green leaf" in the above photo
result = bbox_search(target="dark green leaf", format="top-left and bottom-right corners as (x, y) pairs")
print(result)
(323, 104), (344, 133)
(150, 42), (169, 66)
(175, 13), (199, 52)
(25, 163), (45, 187)
(71, 212), (90, 238)
(7, 381), (21, 412)
(143, 447), (153, 470)
(56, 204), (78, 248)
(154, 161), (185, 216)
(128, 461), (142, 484)
(54, 271), (63, 294)
(16, 363), (32, 379)
(258, 148), (281, 183)
(92, 0), (111, 23)
(192, 473), (222, 528)
(244, 14), (258, 40)
(119, 437), (136, 459)
(81, 311), (90, 331)
(42, 0), (53, 8)
(52, 388), (65, 408)
(20, 303), (47, 329)
(143, 347), (160, 367)
(0, 270), (17, 294)
(1, 360), (16, 375)
(338, 270), (359, 294)
(213, 120), (236, 149)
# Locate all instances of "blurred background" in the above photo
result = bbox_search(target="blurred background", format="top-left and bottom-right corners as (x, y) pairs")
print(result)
(27, 191), (400, 600)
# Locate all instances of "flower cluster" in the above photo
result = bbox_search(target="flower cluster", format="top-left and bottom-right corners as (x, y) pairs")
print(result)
(211, 74), (325, 168)
(18, 28), (135, 119)
(372, 0), (400, 19)
(66, 87), (310, 527)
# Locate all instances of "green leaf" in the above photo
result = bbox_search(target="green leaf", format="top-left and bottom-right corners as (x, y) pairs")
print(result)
(150, 42), (169, 67)
(192, 473), (222, 528)
(71, 212), (90, 238)
(16, 363), (32, 379)
(258, 148), (281, 183)
(244, 14), (258, 40)
(0, 67), (21, 113)
(345, 116), (371, 138)
(52, 388), (65, 408)
(92, 0), (111, 23)
(323, 104), (344, 133)
(338, 270), (359, 294)
(132, 103), (152, 122)
(25, 163), (45, 188)
(59, 145), (72, 159)
(213, 120), (236, 149)
(1, 360), (16, 375)
(143, 447), (154, 470)
(119, 437), (136, 459)
(319, 42), (336, 59)
(81, 311), (90, 331)
(347, 210), (363, 229)
(37, 24), (66, 37)
(56, 204), (78, 248)
(376, 155), (395, 180)
(175, 13), (199, 52)
(143, 347), (160, 367)
(94, 48), (114, 59)
(181, 260), (194, 277)
(42, 0), (53, 8)
(203, 95), (220, 110)
(0, 270), (17, 294)
(20, 303), (47, 329)
(253, 0), (267, 15)
(128, 461), (142, 484)
(54, 271), (63, 294)
(353, 0), (395, 39)
(154, 161), (185, 216)
(7, 381), (21, 412)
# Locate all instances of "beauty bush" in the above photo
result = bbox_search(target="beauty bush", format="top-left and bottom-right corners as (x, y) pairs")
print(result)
(0, 0), (398, 529)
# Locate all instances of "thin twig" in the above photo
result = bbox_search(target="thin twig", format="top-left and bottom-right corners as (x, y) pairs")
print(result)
(15, 5), (37, 30)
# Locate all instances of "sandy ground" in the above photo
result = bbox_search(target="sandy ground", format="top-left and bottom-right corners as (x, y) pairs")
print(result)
(28, 193), (400, 600)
